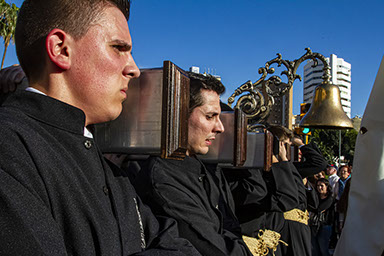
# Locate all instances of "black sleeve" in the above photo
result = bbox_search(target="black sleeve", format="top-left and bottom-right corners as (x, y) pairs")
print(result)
(106, 160), (201, 256)
(0, 169), (68, 255)
(228, 162), (300, 214)
(143, 172), (251, 256)
(294, 143), (328, 178)
(268, 161), (300, 212)
(223, 168), (268, 210)
(133, 197), (202, 256)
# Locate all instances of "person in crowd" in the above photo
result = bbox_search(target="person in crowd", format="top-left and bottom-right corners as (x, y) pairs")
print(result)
(326, 165), (340, 196)
(133, 72), (253, 256)
(0, 0), (201, 255)
(309, 178), (335, 256)
(327, 164), (340, 249)
(324, 164), (340, 249)
(334, 165), (352, 234)
(334, 165), (352, 200)
(336, 176), (351, 222)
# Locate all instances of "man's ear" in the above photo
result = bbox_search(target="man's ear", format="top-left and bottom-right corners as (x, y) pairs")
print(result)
(46, 29), (72, 70)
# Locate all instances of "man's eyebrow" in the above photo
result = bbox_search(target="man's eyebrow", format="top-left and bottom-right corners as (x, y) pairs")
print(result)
(111, 39), (132, 50)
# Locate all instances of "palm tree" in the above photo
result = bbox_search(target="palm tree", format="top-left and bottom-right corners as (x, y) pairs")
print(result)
(0, 1), (8, 16)
(0, 1), (19, 69)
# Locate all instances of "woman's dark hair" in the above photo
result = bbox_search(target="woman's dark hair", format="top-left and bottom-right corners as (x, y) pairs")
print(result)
(316, 178), (332, 198)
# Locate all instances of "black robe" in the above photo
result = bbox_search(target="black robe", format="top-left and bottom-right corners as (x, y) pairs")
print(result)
(224, 144), (327, 256)
(133, 156), (252, 256)
(265, 161), (317, 256)
(0, 91), (200, 255)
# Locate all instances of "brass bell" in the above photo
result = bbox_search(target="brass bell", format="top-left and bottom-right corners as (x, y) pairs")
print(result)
(300, 82), (353, 129)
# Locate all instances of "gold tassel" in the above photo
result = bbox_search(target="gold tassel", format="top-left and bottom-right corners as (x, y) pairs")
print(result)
(243, 229), (288, 256)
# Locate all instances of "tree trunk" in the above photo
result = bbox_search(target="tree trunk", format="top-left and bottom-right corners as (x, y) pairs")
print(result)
(1, 39), (10, 70)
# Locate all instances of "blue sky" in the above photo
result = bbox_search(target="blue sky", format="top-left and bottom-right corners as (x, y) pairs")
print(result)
(2, 0), (383, 117)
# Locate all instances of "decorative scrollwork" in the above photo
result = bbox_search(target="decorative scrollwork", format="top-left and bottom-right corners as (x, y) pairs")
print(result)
(228, 48), (331, 126)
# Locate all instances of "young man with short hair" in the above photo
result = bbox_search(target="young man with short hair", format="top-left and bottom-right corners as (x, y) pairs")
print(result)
(0, 1), (200, 255)
(134, 73), (252, 256)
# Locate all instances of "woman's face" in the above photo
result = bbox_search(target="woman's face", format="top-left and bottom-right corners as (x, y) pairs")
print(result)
(317, 182), (327, 195)
(340, 167), (350, 180)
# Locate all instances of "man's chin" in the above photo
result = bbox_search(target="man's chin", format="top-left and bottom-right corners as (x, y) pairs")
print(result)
(108, 107), (123, 122)
(197, 148), (209, 155)
(91, 111), (122, 125)
(186, 146), (210, 156)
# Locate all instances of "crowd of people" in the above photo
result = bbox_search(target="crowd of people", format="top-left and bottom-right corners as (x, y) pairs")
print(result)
(0, 0), (355, 255)
(308, 165), (352, 256)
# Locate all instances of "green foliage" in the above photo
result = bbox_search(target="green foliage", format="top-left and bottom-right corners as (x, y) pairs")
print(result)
(341, 129), (358, 163)
(309, 128), (358, 165)
(0, 0), (19, 69)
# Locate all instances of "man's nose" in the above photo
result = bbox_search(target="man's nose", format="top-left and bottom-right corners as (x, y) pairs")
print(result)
(124, 56), (140, 79)
(215, 117), (225, 134)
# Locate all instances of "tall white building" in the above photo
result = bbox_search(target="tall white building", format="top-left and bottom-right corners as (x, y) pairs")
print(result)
(303, 54), (351, 118)
(189, 66), (221, 81)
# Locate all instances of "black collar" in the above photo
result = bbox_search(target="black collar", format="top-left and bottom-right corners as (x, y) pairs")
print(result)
(159, 155), (205, 175)
(2, 90), (86, 136)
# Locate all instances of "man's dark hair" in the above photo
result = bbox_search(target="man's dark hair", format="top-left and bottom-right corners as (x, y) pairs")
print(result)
(267, 125), (294, 141)
(187, 72), (225, 114)
(15, 0), (131, 82)
(316, 178), (333, 198)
